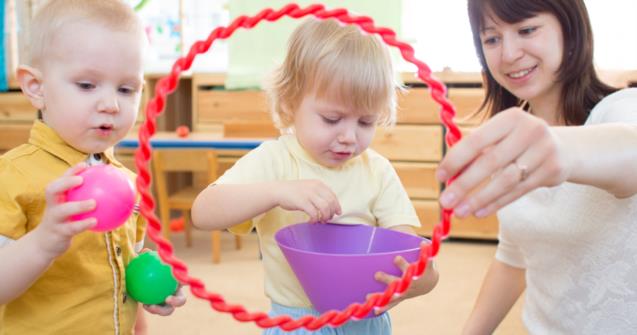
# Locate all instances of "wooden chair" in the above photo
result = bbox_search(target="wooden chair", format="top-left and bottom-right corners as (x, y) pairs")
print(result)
(152, 149), (240, 263)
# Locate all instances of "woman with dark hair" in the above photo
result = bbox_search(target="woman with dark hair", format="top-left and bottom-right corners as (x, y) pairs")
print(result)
(435, 0), (637, 333)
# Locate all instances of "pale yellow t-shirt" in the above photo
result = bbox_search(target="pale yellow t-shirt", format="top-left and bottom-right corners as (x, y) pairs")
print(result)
(0, 121), (145, 335)
(216, 135), (420, 307)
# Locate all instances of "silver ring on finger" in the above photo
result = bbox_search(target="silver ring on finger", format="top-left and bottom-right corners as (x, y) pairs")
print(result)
(513, 161), (529, 182)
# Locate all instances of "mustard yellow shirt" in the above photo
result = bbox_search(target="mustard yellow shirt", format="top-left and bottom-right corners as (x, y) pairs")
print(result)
(0, 121), (146, 335)
(216, 135), (420, 307)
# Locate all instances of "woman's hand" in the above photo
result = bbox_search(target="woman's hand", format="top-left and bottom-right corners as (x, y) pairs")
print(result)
(371, 251), (438, 314)
(437, 108), (572, 218)
(276, 179), (342, 223)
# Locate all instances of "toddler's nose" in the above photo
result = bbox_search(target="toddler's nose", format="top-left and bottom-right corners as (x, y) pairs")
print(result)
(98, 92), (119, 114)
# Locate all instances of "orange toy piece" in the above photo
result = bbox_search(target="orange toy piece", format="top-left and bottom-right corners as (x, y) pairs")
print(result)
(176, 125), (190, 138)
(169, 216), (185, 232)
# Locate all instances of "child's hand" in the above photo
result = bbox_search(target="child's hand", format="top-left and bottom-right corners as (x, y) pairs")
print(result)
(370, 249), (439, 314)
(33, 163), (97, 259)
(142, 286), (186, 316)
(276, 180), (342, 223)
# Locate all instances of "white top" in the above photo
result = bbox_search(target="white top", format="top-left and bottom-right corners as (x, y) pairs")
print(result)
(216, 135), (420, 307)
(496, 88), (637, 334)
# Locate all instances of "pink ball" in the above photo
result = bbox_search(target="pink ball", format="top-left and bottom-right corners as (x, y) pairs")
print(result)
(65, 165), (136, 232)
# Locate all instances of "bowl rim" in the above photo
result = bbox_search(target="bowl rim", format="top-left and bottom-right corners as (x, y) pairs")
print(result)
(274, 222), (428, 257)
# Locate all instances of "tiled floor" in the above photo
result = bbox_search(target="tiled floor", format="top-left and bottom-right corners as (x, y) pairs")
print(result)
(144, 230), (525, 335)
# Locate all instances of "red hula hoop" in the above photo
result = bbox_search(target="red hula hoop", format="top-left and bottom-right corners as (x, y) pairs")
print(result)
(134, 3), (462, 331)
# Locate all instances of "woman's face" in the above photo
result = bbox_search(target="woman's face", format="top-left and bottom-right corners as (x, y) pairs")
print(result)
(480, 12), (564, 107)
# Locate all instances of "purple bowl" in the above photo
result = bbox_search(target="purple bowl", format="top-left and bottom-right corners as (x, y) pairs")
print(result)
(275, 222), (427, 317)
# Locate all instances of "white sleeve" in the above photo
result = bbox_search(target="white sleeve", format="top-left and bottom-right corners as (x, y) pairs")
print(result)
(494, 214), (527, 269)
(587, 88), (637, 125)
(0, 235), (15, 248)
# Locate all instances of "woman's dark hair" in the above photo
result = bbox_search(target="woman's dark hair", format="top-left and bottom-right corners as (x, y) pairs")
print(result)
(467, 0), (617, 125)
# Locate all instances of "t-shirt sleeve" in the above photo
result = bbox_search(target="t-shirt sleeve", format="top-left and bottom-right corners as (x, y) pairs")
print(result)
(215, 140), (285, 185)
(494, 215), (527, 269)
(587, 88), (637, 125)
(371, 155), (420, 229)
(0, 159), (29, 242)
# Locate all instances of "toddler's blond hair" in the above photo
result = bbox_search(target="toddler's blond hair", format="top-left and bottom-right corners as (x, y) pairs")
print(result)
(266, 18), (399, 129)
(28, 0), (142, 67)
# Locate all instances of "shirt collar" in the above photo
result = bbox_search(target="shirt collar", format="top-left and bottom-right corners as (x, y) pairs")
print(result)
(28, 120), (124, 168)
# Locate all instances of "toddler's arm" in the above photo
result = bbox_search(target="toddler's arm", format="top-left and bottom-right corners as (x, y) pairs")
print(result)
(192, 180), (341, 230)
(0, 163), (97, 304)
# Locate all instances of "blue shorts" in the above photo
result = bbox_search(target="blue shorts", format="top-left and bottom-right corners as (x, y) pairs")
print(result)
(262, 302), (391, 335)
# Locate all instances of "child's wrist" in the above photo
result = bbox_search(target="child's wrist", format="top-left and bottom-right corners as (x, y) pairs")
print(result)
(29, 227), (65, 262)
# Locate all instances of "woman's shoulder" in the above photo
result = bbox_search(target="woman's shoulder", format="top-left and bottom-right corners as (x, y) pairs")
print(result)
(587, 88), (637, 124)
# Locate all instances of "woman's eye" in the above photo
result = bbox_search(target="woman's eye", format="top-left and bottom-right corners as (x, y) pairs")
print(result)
(519, 26), (538, 36)
(482, 36), (499, 46)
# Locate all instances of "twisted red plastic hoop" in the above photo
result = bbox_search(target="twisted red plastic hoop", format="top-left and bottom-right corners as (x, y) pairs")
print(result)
(134, 3), (462, 331)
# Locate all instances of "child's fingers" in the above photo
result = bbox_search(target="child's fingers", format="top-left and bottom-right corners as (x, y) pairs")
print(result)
(393, 255), (410, 272)
(312, 197), (332, 223)
(300, 202), (320, 223)
(64, 218), (98, 235)
(143, 303), (175, 316)
(57, 199), (96, 219)
(45, 175), (84, 204)
(165, 289), (186, 307)
(64, 162), (89, 177)
(374, 271), (398, 285)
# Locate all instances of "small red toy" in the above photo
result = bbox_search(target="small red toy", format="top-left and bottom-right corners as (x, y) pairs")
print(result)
(176, 125), (190, 138)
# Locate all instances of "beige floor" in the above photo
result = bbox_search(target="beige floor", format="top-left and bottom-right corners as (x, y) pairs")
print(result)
(145, 230), (526, 335)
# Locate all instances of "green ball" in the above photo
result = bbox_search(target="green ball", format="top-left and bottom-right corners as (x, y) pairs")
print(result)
(125, 251), (178, 305)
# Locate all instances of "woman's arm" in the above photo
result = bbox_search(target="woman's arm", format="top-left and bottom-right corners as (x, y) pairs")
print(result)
(436, 108), (637, 218)
(554, 123), (637, 198)
(462, 260), (526, 335)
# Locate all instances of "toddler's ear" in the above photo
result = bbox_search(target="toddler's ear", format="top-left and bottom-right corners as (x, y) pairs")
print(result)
(17, 65), (45, 110)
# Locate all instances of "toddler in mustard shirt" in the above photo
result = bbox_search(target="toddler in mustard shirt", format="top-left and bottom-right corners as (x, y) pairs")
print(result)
(0, 1), (184, 334)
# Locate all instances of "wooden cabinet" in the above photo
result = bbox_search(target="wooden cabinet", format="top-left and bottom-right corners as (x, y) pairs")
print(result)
(0, 92), (36, 154)
(185, 73), (500, 239)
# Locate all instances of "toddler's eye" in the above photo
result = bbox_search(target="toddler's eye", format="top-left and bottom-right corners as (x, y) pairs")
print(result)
(119, 86), (135, 95)
(76, 82), (95, 90)
(321, 116), (339, 124)
(358, 120), (374, 127)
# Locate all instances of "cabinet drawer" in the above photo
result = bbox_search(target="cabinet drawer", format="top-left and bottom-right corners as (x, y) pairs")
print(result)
(0, 93), (37, 122)
(451, 214), (499, 240)
(412, 200), (498, 240)
(372, 125), (442, 161)
(447, 88), (488, 126)
(413, 200), (440, 236)
(393, 162), (439, 199)
(196, 90), (270, 124)
(397, 88), (440, 124)
(0, 124), (31, 152)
